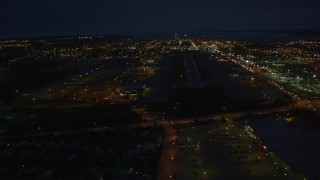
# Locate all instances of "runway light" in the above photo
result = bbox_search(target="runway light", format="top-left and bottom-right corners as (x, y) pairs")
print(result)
(263, 145), (267, 150)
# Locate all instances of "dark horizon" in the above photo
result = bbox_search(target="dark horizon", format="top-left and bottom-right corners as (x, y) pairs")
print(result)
(1, 27), (320, 41)
(1, 0), (320, 39)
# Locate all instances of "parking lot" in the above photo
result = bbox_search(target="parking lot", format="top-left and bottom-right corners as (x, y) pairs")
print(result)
(175, 122), (302, 179)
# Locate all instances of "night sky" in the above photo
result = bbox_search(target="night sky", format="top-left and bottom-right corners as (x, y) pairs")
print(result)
(1, 0), (320, 38)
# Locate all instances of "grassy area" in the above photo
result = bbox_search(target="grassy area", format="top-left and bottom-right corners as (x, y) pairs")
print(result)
(168, 86), (227, 117)
(1, 100), (141, 134)
(0, 60), (81, 103)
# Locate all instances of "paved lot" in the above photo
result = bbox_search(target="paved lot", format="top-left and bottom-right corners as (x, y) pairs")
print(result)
(175, 122), (302, 180)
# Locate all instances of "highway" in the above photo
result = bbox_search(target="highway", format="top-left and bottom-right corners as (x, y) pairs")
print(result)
(226, 51), (320, 116)
(0, 101), (298, 138)
(199, 40), (320, 115)
(157, 125), (178, 180)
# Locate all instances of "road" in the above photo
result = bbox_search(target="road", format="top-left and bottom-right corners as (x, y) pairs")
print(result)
(227, 52), (320, 116)
(0, 102), (297, 139)
(199, 40), (320, 115)
(157, 124), (178, 180)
